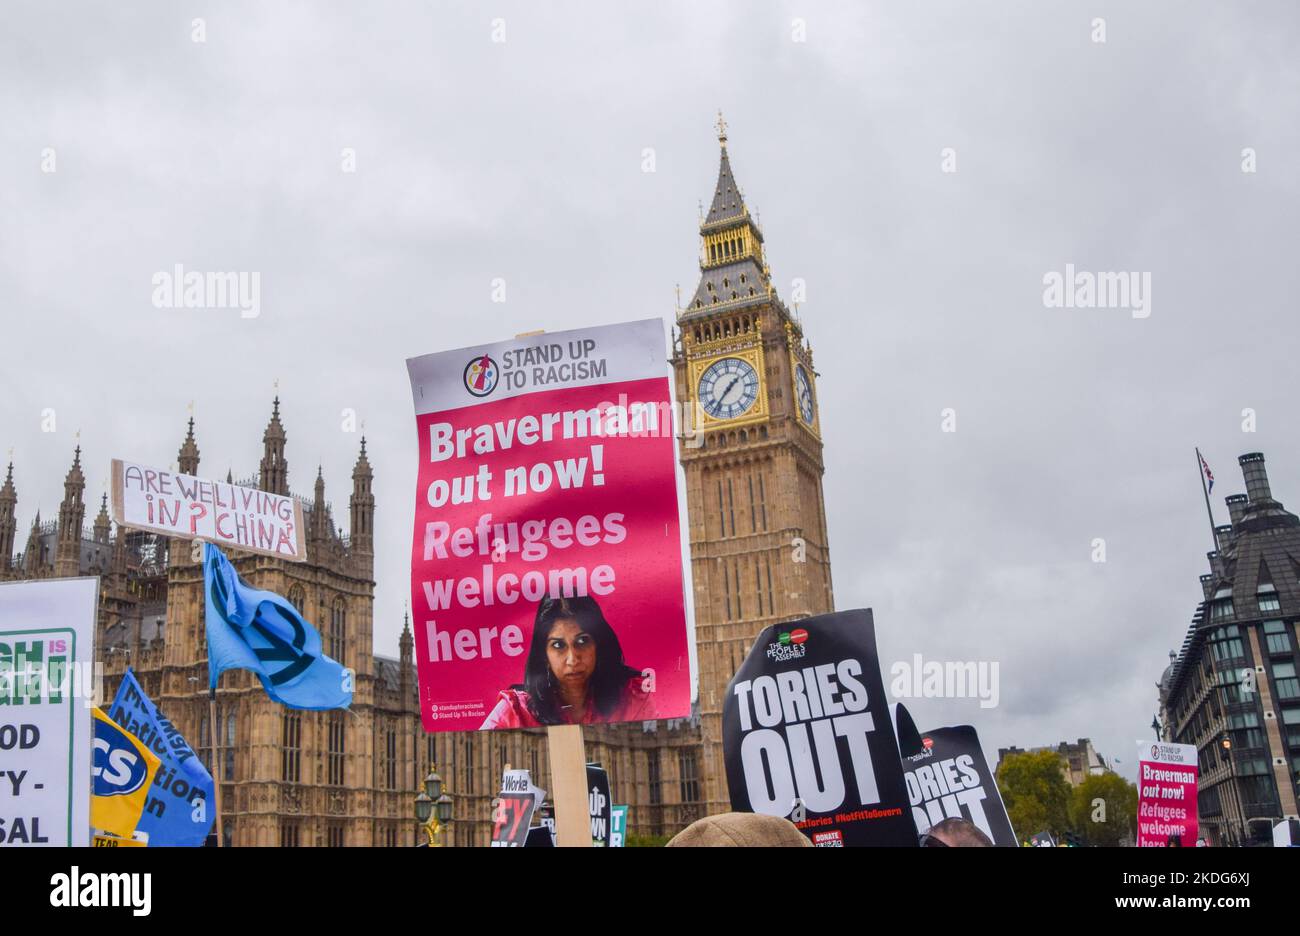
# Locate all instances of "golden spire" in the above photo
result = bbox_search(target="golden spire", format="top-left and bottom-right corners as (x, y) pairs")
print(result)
(715, 110), (728, 148)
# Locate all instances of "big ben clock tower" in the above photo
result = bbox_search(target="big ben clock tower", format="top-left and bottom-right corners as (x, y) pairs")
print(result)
(674, 115), (835, 815)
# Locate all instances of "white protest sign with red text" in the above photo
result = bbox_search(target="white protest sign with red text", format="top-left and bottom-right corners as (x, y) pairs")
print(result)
(111, 459), (306, 562)
(406, 318), (690, 732)
(1136, 740), (1199, 847)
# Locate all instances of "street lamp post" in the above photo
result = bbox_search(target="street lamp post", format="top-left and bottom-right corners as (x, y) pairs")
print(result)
(413, 765), (454, 847)
(1220, 733), (1246, 847)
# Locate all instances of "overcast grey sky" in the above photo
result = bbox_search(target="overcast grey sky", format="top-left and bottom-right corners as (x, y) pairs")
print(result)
(2, 1), (1297, 781)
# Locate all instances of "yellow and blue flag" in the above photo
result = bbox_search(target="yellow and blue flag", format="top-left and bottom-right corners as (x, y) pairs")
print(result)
(91, 707), (161, 839)
(204, 542), (352, 710)
(109, 668), (214, 847)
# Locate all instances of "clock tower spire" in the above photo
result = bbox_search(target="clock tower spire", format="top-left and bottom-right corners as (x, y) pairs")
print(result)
(673, 118), (835, 818)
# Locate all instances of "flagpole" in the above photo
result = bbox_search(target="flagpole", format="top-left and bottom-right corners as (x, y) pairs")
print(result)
(199, 537), (224, 848)
(210, 683), (222, 847)
(1195, 447), (1217, 551)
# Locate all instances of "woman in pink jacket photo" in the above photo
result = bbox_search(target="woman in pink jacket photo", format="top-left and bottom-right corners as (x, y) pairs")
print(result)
(480, 594), (654, 729)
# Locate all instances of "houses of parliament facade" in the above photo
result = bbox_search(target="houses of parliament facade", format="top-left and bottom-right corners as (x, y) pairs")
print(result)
(0, 121), (835, 846)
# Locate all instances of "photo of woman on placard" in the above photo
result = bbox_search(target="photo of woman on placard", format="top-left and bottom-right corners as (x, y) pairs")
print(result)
(479, 594), (654, 729)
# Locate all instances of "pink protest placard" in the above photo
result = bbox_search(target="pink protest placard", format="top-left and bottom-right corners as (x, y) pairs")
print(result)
(1136, 740), (1199, 847)
(406, 319), (690, 732)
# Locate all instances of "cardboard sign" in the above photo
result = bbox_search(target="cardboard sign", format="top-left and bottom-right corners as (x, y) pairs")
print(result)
(610, 804), (628, 847)
(588, 763), (612, 846)
(1136, 740), (1198, 847)
(0, 578), (97, 847)
(723, 609), (917, 847)
(92, 832), (148, 847)
(111, 458), (306, 562)
(526, 803), (557, 848)
(491, 793), (537, 847)
(406, 319), (690, 731)
(892, 703), (1017, 846)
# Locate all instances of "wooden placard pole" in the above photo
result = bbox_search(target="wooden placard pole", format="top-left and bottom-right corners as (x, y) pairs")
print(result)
(511, 328), (590, 848)
(546, 724), (589, 847)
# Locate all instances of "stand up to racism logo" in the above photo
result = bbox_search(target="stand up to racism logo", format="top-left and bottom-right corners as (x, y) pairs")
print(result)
(464, 354), (500, 397)
(723, 609), (917, 847)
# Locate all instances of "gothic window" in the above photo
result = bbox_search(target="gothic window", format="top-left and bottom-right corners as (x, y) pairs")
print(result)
(754, 558), (764, 617)
(280, 822), (299, 847)
(330, 598), (346, 664)
(765, 554), (776, 613)
(282, 711), (301, 782)
(757, 472), (768, 531)
(199, 716), (211, 773)
(733, 561), (743, 618)
(327, 823), (344, 848)
(222, 822), (233, 848)
(716, 480), (725, 538)
(225, 713), (236, 781)
(722, 558), (732, 621)
(647, 751), (662, 805)
(385, 726), (397, 790)
(726, 478), (736, 536)
(328, 713), (346, 786)
(678, 750), (700, 803)
(288, 584), (305, 614)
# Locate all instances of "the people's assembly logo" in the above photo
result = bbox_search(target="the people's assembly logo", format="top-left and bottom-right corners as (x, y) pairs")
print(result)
(765, 627), (809, 663)
(464, 354), (499, 397)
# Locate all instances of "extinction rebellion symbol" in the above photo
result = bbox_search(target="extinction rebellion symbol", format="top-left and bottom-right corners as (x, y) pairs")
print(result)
(463, 354), (500, 397)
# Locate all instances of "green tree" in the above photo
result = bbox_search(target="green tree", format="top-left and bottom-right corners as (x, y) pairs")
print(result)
(996, 750), (1072, 841)
(1069, 773), (1138, 846)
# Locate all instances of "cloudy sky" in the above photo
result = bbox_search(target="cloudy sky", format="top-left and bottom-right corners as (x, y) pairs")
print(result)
(2, 1), (1297, 781)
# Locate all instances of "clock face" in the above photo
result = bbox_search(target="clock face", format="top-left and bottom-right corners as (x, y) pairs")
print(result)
(698, 357), (760, 420)
(795, 363), (815, 424)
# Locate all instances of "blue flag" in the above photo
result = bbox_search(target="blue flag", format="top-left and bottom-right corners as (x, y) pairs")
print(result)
(204, 542), (352, 710)
(108, 670), (213, 847)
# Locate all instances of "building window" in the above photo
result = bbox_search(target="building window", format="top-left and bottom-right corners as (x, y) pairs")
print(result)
(282, 711), (301, 783)
(386, 727), (397, 790)
(1257, 586), (1281, 613)
(678, 750), (700, 803)
(1282, 707), (1300, 749)
(1210, 597), (1235, 622)
(225, 713), (236, 781)
(222, 821), (233, 848)
(280, 822), (299, 848)
(288, 584), (306, 614)
(199, 715), (210, 773)
(726, 479), (736, 536)
(764, 554), (776, 614)
(1264, 620), (1292, 655)
(647, 752), (662, 805)
(1212, 635), (1246, 663)
(327, 823), (344, 848)
(1273, 661), (1300, 700)
(328, 713), (346, 786)
(330, 598), (346, 663)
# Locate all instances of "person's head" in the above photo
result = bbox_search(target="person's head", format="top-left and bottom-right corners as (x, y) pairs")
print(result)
(521, 594), (638, 724)
(666, 813), (812, 847)
(920, 817), (993, 847)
